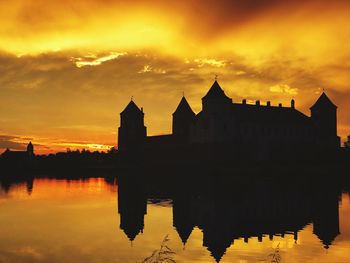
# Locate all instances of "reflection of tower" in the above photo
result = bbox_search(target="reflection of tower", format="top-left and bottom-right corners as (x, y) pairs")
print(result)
(26, 178), (34, 195)
(118, 179), (147, 241)
(193, 183), (314, 262)
(172, 197), (195, 245)
(200, 199), (234, 263)
(313, 191), (340, 249)
(202, 225), (233, 263)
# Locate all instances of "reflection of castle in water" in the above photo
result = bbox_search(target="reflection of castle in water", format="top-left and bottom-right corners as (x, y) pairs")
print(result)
(118, 180), (147, 241)
(117, 178), (341, 262)
(0, 177), (34, 195)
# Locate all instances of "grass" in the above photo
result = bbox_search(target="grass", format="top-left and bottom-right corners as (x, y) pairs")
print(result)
(268, 243), (281, 263)
(140, 235), (176, 263)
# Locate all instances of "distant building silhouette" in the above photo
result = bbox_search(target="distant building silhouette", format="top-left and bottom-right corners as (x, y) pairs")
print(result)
(1, 141), (35, 164)
(118, 81), (340, 161)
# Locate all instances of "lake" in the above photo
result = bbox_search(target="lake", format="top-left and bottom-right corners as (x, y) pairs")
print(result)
(0, 176), (350, 263)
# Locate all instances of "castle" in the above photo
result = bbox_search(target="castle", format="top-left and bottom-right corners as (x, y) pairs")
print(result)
(118, 80), (340, 161)
(1, 142), (35, 166)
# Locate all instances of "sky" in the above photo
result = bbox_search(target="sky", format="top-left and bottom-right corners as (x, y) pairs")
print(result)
(1, 0), (350, 154)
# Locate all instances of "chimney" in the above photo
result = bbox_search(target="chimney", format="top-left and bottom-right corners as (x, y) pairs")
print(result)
(279, 103), (282, 107)
(267, 101), (271, 107)
(242, 99), (246, 105)
(256, 100), (260, 106)
(141, 107), (143, 113)
(291, 99), (295, 109)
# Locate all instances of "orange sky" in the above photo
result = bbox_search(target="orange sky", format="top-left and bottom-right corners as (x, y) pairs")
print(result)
(0, 0), (350, 154)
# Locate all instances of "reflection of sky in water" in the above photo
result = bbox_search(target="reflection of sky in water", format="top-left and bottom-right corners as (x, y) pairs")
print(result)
(0, 178), (349, 263)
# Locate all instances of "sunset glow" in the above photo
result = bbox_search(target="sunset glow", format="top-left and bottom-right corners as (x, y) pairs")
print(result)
(1, 0), (350, 153)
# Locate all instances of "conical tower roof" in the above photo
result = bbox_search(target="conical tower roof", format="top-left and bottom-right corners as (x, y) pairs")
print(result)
(174, 224), (194, 245)
(173, 96), (195, 115)
(202, 80), (230, 101)
(310, 92), (337, 110)
(122, 226), (142, 241)
(207, 243), (227, 263)
(121, 100), (143, 115)
(27, 141), (34, 153)
(314, 228), (340, 249)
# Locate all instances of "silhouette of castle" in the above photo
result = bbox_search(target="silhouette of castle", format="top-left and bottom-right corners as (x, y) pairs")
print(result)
(1, 141), (34, 163)
(118, 80), (340, 161)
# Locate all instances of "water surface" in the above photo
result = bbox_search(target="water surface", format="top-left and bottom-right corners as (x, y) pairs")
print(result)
(1, 177), (350, 263)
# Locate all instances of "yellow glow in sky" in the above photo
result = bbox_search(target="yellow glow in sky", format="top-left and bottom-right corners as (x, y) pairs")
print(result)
(0, 0), (350, 153)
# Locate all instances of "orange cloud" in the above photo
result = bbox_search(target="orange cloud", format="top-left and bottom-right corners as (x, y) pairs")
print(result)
(0, 1), (350, 153)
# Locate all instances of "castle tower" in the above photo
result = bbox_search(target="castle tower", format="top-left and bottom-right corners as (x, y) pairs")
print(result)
(172, 96), (195, 141)
(27, 141), (34, 157)
(118, 100), (147, 151)
(202, 80), (232, 113)
(310, 92), (340, 148)
(191, 80), (233, 144)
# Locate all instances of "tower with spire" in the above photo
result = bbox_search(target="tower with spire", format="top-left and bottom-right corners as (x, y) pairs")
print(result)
(27, 141), (34, 157)
(192, 80), (234, 144)
(172, 96), (195, 142)
(202, 80), (232, 113)
(310, 92), (340, 149)
(118, 99), (147, 151)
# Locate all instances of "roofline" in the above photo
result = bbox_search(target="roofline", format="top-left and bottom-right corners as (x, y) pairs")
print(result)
(310, 92), (337, 109)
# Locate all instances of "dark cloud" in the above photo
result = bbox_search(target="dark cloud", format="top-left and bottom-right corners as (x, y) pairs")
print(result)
(0, 135), (26, 151)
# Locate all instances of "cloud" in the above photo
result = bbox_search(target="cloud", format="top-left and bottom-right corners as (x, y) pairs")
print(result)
(0, 0), (348, 59)
(269, 84), (298, 95)
(71, 52), (127, 68)
(138, 65), (152, 73)
(12, 246), (43, 260)
(1, 46), (350, 153)
(138, 65), (166, 74)
(194, 58), (226, 68)
(0, 246), (44, 263)
(0, 135), (27, 151)
(235, 71), (246, 76)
